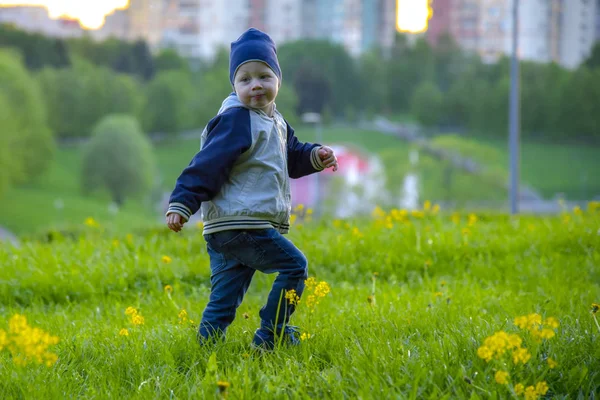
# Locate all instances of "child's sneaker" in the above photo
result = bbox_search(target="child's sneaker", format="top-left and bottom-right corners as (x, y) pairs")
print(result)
(251, 326), (301, 351)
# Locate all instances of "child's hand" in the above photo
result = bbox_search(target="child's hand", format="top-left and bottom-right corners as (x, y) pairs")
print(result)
(166, 213), (186, 232)
(318, 146), (338, 172)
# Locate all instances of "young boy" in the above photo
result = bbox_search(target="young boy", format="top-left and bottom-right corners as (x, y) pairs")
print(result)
(165, 28), (338, 349)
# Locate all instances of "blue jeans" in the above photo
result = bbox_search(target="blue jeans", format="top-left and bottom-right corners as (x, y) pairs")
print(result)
(199, 228), (308, 341)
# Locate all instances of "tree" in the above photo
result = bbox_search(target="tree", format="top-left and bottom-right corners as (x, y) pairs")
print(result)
(154, 48), (189, 73)
(82, 115), (155, 205)
(584, 41), (600, 70)
(278, 39), (362, 116)
(142, 71), (193, 135)
(37, 61), (143, 138)
(0, 49), (55, 184)
(410, 81), (443, 127)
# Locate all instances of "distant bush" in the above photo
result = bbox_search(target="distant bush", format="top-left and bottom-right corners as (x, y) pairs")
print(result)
(82, 115), (155, 205)
(0, 49), (55, 189)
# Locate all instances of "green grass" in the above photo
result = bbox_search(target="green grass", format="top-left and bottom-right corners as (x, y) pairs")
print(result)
(473, 137), (600, 200)
(0, 146), (156, 236)
(1, 210), (599, 398)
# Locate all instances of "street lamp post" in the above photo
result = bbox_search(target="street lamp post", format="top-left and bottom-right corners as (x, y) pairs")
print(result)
(509, 0), (520, 214)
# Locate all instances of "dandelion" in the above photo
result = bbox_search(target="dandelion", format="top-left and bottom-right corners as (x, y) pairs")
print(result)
(411, 210), (425, 219)
(477, 346), (493, 362)
(289, 214), (297, 225)
(544, 316), (560, 329)
(295, 204), (305, 212)
(431, 204), (440, 215)
(587, 201), (600, 213)
(547, 357), (558, 369)
(0, 329), (7, 351)
(196, 221), (204, 229)
(119, 328), (129, 336)
(434, 291), (443, 298)
(367, 295), (375, 305)
(2, 314), (59, 367)
(539, 328), (555, 339)
(161, 255), (172, 264)
(461, 227), (471, 236)
(300, 333), (311, 341)
(164, 285), (173, 294)
(306, 208), (313, 216)
(494, 370), (509, 385)
(592, 303), (600, 314)
(573, 206), (583, 216)
(132, 314), (145, 325)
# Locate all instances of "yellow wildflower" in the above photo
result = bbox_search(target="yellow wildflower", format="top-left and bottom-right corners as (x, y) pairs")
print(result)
(164, 285), (173, 294)
(431, 204), (440, 215)
(0, 329), (7, 351)
(333, 219), (342, 228)
(539, 328), (555, 339)
(461, 227), (471, 236)
(305, 277), (317, 290)
(524, 385), (537, 400)
(161, 255), (172, 264)
(125, 307), (137, 316)
(314, 281), (331, 298)
(514, 383), (525, 395)
(295, 204), (305, 212)
(423, 200), (431, 211)
(285, 289), (300, 305)
(289, 214), (297, 225)
(573, 206), (583, 216)
(372, 206), (386, 219)
(352, 227), (363, 238)
(306, 208), (313, 216)
(512, 347), (531, 364)
(544, 317), (560, 329)
(592, 303), (600, 314)
(547, 358), (558, 369)
(494, 370), (509, 385)
(434, 291), (443, 298)
(535, 381), (549, 396)
(112, 239), (120, 247)
(451, 212), (460, 224)
(507, 333), (522, 349)
(217, 381), (230, 392)
(196, 221), (204, 229)
(119, 328), (129, 336)
(178, 309), (188, 321)
(132, 314), (145, 325)
(84, 217), (99, 228)
(411, 210), (425, 219)
(587, 201), (600, 213)
(476, 346), (493, 362)
(300, 333), (311, 341)
(467, 213), (478, 226)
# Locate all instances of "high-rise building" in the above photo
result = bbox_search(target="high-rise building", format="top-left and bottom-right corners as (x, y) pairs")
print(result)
(427, 0), (453, 46)
(559, 0), (597, 68)
(248, 0), (268, 31)
(266, 0), (303, 44)
(124, 0), (163, 47)
(450, 0), (480, 52)
(596, 0), (600, 41)
(0, 6), (84, 38)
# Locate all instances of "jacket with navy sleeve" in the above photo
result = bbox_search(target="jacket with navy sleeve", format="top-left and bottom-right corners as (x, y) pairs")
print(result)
(166, 94), (325, 234)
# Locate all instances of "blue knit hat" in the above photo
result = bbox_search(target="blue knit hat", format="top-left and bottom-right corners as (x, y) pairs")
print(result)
(229, 28), (282, 86)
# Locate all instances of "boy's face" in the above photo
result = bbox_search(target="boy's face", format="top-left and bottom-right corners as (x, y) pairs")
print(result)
(233, 61), (279, 116)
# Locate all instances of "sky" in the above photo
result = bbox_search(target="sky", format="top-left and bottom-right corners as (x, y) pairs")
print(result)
(397, 0), (432, 34)
(0, 0), (130, 29)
